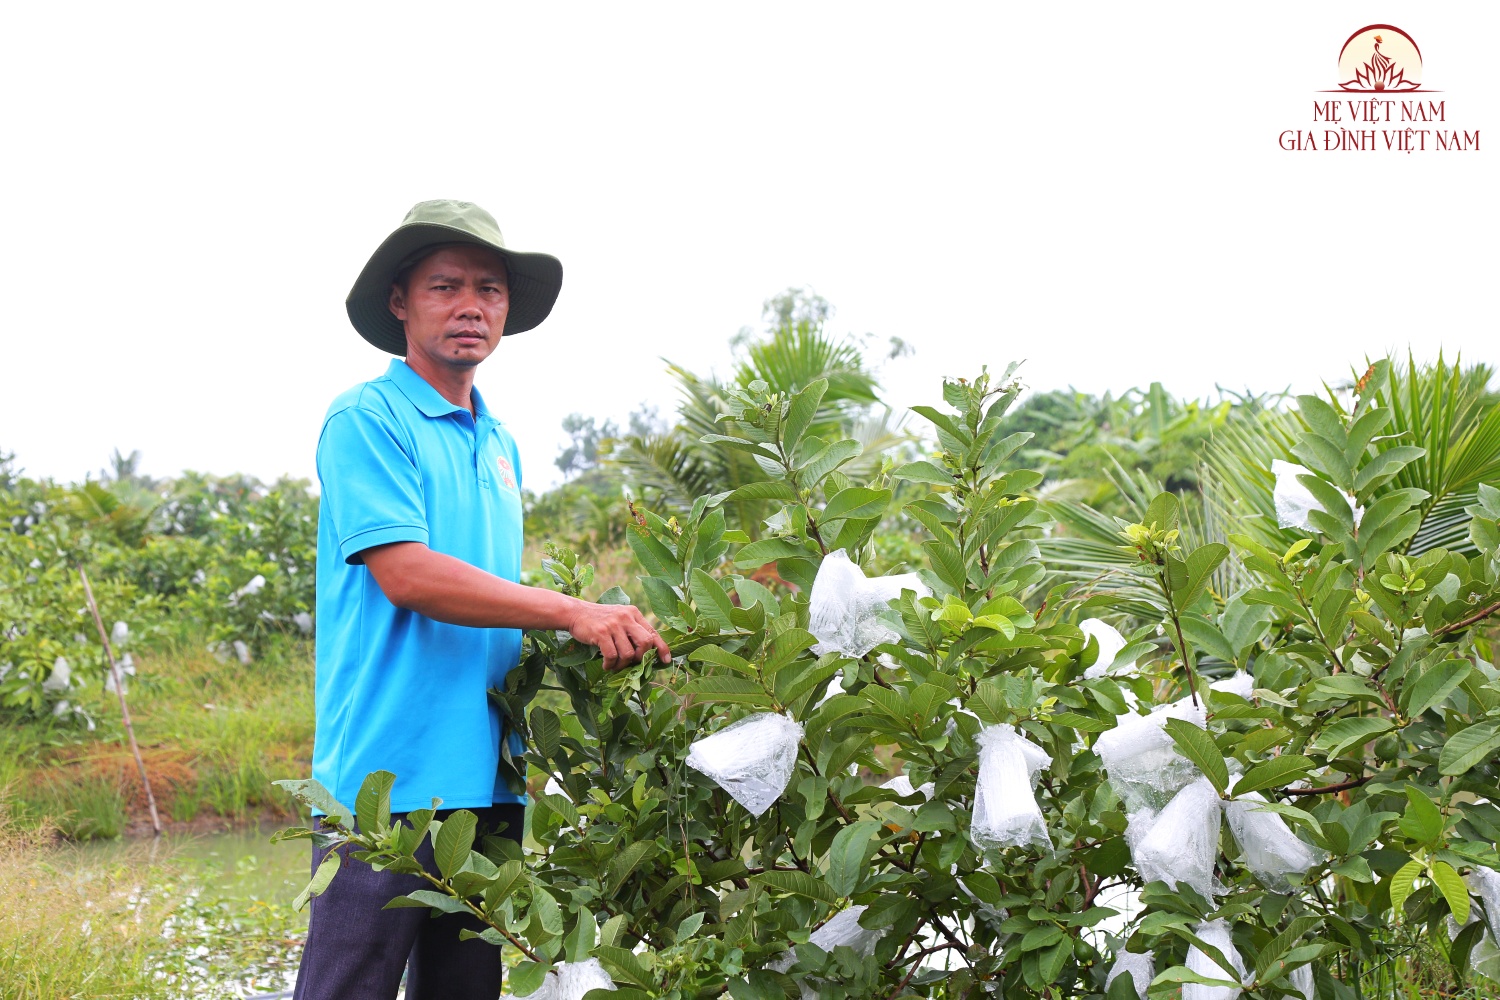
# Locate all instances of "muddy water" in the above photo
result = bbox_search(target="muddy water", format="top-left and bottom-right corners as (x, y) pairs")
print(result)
(79, 825), (310, 998)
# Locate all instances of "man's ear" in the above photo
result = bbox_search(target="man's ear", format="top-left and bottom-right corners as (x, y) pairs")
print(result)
(388, 283), (408, 323)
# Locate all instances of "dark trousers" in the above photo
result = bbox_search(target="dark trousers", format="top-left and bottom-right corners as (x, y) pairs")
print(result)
(292, 803), (525, 1000)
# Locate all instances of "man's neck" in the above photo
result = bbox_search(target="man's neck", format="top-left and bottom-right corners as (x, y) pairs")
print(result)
(404, 352), (477, 415)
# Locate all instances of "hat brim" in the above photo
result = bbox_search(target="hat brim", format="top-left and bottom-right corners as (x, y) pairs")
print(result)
(345, 222), (563, 355)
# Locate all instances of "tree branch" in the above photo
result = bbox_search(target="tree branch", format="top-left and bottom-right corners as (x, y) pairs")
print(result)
(1281, 775), (1371, 796)
(1433, 599), (1500, 637)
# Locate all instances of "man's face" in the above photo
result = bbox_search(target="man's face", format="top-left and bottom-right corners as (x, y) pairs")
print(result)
(388, 245), (510, 369)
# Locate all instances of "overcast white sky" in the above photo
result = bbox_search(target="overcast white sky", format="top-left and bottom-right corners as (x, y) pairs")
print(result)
(2, 3), (1494, 491)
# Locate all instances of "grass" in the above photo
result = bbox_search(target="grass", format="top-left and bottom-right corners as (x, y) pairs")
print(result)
(3, 633), (315, 841)
(0, 806), (180, 998)
(0, 801), (312, 999)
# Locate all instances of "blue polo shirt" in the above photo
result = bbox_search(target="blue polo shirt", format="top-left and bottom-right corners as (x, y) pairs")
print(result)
(313, 358), (526, 814)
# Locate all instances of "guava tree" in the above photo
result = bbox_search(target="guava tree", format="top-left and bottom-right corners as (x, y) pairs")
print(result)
(279, 360), (1500, 999)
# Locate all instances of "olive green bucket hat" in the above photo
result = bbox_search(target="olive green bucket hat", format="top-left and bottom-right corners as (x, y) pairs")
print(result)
(345, 199), (564, 355)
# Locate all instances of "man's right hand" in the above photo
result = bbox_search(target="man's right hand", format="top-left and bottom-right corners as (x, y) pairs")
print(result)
(361, 541), (672, 671)
(567, 601), (673, 672)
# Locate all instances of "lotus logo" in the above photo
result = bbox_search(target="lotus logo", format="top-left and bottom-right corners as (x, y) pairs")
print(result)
(1338, 24), (1423, 92)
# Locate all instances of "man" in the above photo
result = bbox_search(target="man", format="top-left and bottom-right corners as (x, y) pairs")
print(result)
(294, 200), (670, 1000)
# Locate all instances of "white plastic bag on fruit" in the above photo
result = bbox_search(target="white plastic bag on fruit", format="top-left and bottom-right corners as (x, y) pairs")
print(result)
(1183, 920), (1246, 1000)
(971, 724), (1053, 851)
(1095, 699), (1207, 813)
(1127, 777), (1222, 900)
(41, 656), (71, 694)
(1289, 964), (1315, 999)
(1104, 950), (1154, 1000)
(810, 905), (884, 956)
(513, 957), (616, 999)
(1460, 865), (1500, 982)
(1210, 671), (1255, 700)
(881, 774), (935, 801)
(1224, 790), (1321, 891)
(686, 712), (803, 817)
(767, 905), (885, 998)
(1272, 460), (1363, 533)
(1080, 618), (1134, 679)
(808, 550), (929, 657)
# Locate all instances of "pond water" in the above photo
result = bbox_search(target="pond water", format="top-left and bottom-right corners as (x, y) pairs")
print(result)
(79, 824), (311, 999)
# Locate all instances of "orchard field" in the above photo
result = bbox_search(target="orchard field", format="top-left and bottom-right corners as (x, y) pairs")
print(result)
(4, 295), (1500, 998)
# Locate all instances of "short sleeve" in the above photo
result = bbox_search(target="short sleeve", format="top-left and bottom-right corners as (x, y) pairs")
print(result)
(318, 406), (429, 564)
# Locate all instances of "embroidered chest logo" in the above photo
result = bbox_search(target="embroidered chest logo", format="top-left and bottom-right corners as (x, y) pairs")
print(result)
(496, 456), (517, 491)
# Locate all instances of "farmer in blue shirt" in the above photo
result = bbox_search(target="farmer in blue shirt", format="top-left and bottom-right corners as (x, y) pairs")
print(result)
(294, 200), (670, 1000)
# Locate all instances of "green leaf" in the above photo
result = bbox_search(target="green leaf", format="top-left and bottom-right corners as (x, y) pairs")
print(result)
(1402, 659), (1473, 718)
(532, 886), (564, 936)
(688, 644), (756, 676)
(1175, 543), (1227, 611)
(733, 537), (808, 570)
(274, 778), (354, 826)
(1312, 716), (1394, 758)
(1143, 492), (1180, 531)
(923, 539), (967, 590)
(1388, 859), (1423, 915)
(383, 889), (470, 914)
(910, 406), (972, 448)
(596, 945), (655, 989)
(1451, 917), (1487, 982)
(690, 569), (736, 629)
(1296, 395), (1347, 445)
(627, 527), (679, 578)
(782, 378), (828, 456)
(724, 481), (799, 503)
(675, 911), (707, 942)
(531, 707), (562, 761)
(354, 770), (396, 835)
(678, 676), (773, 706)
(607, 840), (654, 894)
(1163, 717), (1228, 793)
(484, 860), (525, 908)
(1149, 965), (1242, 991)
(1299, 474), (1355, 533)
(750, 869), (840, 905)
(1439, 721), (1500, 776)
(1178, 616), (1236, 665)
(797, 438), (861, 486)
(826, 820), (882, 898)
(293, 850), (342, 911)
(565, 905), (597, 962)
(1429, 860), (1471, 924)
(1307, 674), (1383, 706)
(1294, 432), (1354, 491)
(509, 962), (549, 997)
(1233, 755), (1316, 797)
(1354, 445), (1426, 492)
(1399, 787), (1445, 845)
(434, 809), (478, 880)
(892, 460), (955, 486)
(821, 487), (891, 522)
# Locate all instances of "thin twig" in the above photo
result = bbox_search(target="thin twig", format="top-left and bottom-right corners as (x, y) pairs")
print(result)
(80, 568), (161, 837)
(1433, 599), (1500, 637)
(1281, 775), (1371, 797)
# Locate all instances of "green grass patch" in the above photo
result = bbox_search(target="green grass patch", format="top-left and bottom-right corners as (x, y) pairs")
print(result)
(4, 633), (315, 841)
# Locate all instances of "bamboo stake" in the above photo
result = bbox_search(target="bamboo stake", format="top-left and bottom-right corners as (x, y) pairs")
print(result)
(80, 568), (162, 837)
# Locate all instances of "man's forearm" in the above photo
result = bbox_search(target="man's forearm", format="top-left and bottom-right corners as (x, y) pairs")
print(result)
(363, 542), (580, 629)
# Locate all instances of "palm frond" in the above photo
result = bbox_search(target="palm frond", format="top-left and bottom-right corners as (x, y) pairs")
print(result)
(1380, 352), (1500, 556)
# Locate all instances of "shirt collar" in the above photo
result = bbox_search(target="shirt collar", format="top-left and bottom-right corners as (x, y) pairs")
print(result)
(385, 358), (494, 423)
